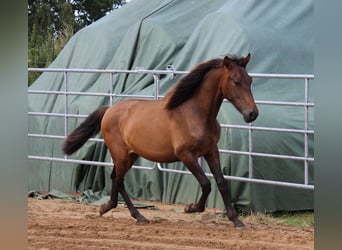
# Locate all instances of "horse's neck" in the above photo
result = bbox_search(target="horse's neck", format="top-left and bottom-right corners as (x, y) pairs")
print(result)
(194, 74), (223, 122)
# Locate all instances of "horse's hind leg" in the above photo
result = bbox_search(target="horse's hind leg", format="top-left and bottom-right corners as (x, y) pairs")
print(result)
(99, 153), (136, 216)
(99, 168), (119, 216)
(101, 173), (148, 223)
(99, 153), (147, 223)
(119, 182), (149, 224)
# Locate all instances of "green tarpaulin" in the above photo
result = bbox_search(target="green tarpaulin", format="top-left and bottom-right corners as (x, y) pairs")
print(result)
(28, 0), (314, 212)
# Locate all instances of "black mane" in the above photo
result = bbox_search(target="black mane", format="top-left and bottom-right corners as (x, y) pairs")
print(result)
(166, 58), (222, 110)
(165, 55), (246, 110)
(166, 55), (245, 110)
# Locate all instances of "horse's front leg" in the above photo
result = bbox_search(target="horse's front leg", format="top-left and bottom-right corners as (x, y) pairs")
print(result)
(205, 147), (244, 228)
(178, 152), (211, 213)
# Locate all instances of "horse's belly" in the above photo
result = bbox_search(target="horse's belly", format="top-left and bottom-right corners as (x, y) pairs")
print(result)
(135, 149), (179, 163)
(129, 138), (178, 163)
(124, 121), (177, 162)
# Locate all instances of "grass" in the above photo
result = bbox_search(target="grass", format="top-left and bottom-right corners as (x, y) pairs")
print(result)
(241, 210), (314, 228)
(272, 211), (314, 227)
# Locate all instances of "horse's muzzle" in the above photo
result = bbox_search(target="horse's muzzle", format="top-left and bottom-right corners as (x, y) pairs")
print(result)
(243, 109), (258, 123)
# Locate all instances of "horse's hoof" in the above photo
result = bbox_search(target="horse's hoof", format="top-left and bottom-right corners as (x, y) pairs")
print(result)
(136, 217), (149, 225)
(184, 203), (196, 213)
(234, 219), (245, 228)
(99, 204), (107, 216)
(184, 203), (204, 213)
(99, 206), (104, 216)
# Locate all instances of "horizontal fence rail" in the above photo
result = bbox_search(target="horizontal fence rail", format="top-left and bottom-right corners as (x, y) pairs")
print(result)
(28, 67), (314, 190)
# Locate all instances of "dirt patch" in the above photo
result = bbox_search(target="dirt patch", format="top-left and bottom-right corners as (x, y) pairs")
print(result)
(28, 198), (313, 249)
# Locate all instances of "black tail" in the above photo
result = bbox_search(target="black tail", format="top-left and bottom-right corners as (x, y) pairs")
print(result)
(62, 106), (109, 155)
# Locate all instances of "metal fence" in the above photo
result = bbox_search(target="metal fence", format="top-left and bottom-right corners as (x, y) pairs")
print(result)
(28, 68), (314, 190)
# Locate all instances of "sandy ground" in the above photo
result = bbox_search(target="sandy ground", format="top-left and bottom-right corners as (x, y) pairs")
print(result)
(28, 198), (313, 249)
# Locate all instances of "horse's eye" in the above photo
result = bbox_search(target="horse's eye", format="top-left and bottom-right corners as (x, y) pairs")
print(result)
(234, 81), (241, 86)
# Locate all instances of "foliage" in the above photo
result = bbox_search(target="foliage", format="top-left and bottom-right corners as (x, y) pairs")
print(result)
(28, 0), (123, 85)
(72, 0), (123, 27)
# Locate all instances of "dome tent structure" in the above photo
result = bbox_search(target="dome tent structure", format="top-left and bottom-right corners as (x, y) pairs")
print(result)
(28, 0), (314, 212)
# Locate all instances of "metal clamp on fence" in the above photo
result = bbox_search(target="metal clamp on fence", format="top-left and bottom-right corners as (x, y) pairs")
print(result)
(165, 65), (177, 79)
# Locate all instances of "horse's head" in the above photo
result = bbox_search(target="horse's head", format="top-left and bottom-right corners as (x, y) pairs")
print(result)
(220, 53), (258, 123)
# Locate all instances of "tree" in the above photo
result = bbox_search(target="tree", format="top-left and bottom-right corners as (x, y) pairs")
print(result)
(28, 0), (124, 85)
(72, 0), (122, 27)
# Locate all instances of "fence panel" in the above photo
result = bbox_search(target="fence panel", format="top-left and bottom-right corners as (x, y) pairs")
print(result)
(28, 68), (314, 190)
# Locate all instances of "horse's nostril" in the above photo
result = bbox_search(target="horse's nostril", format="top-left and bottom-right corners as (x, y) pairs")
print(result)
(243, 110), (258, 123)
(250, 111), (258, 120)
(247, 110), (258, 122)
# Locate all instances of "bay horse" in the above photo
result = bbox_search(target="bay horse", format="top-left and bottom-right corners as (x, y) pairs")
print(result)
(63, 53), (258, 227)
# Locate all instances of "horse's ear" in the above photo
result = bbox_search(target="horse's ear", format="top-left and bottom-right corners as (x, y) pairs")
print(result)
(223, 56), (232, 69)
(242, 53), (251, 67)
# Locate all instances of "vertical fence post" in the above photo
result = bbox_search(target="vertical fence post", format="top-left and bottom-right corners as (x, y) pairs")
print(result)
(199, 157), (205, 171)
(304, 78), (309, 185)
(248, 123), (253, 178)
(63, 71), (68, 159)
(109, 73), (113, 105)
(153, 73), (160, 171)
(108, 72), (114, 166)
(153, 74), (160, 100)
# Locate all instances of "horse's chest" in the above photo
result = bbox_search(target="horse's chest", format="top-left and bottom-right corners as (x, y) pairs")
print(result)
(185, 127), (217, 149)
(170, 119), (220, 155)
